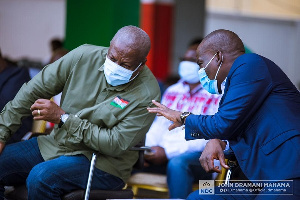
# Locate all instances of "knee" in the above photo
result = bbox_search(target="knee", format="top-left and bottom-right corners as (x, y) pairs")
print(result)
(26, 164), (52, 191)
(168, 155), (187, 167)
(167, 156), (188, 173)
(26, 163), (63, 199)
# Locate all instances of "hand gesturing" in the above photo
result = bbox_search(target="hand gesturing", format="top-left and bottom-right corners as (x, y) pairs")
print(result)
(147, 100), (183, 131)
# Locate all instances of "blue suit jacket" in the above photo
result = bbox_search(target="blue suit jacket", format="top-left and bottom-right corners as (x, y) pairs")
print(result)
(185, 53), (300, 181)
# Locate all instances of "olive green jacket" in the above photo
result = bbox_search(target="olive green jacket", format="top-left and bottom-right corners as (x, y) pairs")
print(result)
(0, 44), (161, 182)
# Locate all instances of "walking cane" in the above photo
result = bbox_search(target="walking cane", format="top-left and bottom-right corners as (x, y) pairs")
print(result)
(84, 153), (97, 200)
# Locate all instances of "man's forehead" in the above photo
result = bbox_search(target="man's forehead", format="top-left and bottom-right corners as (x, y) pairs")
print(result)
(197, 44), (212, 58)
(196, 42), (207, 53)
(109, 43), (131, 57)
(109, 43), (141, 63)
(109, 41), (126, 52)
(196, 46), (205, 60)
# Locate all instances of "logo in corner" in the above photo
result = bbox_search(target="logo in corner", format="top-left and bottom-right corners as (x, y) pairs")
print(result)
(199, 180), (214, 195)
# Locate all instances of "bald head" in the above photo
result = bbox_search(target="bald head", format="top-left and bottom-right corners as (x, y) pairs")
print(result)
(200, 29), (245, 57)
(195, 30), (246, 93)
(110, 25), (151, 60)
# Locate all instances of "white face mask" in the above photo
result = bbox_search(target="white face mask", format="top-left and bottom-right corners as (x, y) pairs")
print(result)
(103, 56), (141, 86)
(178, 61), (200, 84)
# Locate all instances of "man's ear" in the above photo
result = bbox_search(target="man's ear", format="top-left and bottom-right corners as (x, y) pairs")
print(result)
(143, 58), (147, 66)
(216, 51), (223, 65)
(139, 58), (147, 70)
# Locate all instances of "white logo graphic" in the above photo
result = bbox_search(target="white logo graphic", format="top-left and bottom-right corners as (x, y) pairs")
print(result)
(199, 180), (215, 195)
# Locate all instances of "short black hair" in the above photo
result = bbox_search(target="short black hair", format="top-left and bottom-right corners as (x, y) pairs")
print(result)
(50, 39), (64, 51)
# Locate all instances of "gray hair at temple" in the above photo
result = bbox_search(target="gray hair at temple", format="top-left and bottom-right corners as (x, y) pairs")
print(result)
(110, 25), (151, 60)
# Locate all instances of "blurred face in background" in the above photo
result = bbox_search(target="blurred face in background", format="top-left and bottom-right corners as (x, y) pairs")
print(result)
(178, 44), (200, 84)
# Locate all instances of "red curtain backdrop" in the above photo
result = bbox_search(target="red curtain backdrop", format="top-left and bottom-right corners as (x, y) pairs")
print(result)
(140, 0), (174, 81)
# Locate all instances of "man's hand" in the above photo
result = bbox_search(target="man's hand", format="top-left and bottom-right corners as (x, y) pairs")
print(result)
(144, 146), (168, 165)
(0, 141), (5, 154)
(30, 99), (65, 124)
(200, 139), (229, 173)
(147, 100), (183, 130)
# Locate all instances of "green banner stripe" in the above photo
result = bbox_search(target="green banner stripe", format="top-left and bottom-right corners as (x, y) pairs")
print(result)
(110, 101), (123, 109)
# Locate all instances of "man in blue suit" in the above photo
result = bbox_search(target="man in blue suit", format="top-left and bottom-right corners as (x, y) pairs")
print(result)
(147, 29), (300, 199)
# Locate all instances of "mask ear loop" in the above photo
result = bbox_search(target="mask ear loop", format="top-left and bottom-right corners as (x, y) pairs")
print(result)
(129, 62), (143, 81)
(214, 54), (223, 80)
(204, 52), (218, 70)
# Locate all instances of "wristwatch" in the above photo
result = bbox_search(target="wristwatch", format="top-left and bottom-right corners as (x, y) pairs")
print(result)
(180, 112), (191, 125)
(58, 113), (69, 128)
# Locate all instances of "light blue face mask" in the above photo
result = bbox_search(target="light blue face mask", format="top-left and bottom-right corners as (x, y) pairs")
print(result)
(198, 52), (223, 94)
(103, 56), (142, 86)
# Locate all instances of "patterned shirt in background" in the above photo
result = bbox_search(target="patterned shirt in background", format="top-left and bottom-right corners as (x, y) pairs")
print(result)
(146, 80), (222, 159)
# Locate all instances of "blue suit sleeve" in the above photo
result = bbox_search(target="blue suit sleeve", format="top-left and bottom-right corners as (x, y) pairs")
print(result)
(185, 55), (273, 140)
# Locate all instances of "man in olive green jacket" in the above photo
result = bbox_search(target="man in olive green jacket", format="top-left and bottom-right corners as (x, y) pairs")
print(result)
(0, 26), (160, 200)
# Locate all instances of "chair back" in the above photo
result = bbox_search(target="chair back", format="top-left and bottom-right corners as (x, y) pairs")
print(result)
(130, 139), (148, 170)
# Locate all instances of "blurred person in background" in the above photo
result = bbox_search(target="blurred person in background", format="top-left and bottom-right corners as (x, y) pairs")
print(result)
(48, 38), (69, 64)
(29, 38), (68, 79)
(0, 48), (32, 144)
(141, 38), (222, 199)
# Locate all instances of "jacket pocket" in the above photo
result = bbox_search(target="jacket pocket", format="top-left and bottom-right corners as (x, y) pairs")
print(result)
(93, 104), (119, 129)
(261, 130), (300, 155)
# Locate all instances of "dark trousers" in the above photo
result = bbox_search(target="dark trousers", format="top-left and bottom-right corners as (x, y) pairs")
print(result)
(0, 137), (124, 200)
